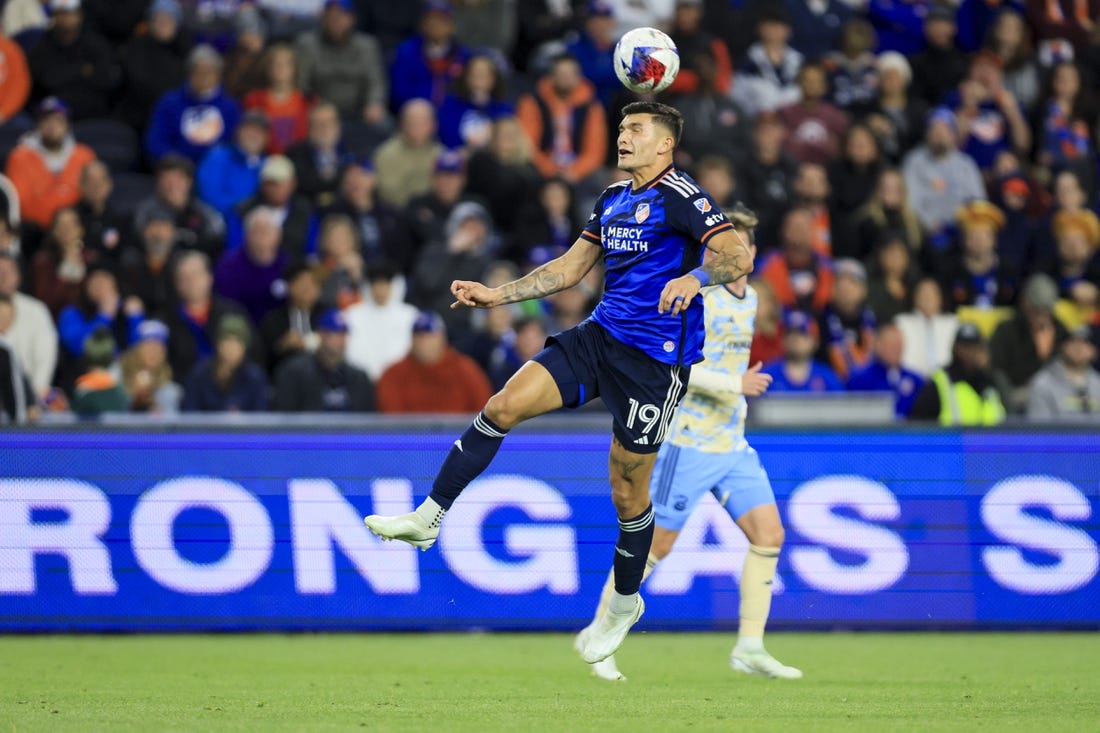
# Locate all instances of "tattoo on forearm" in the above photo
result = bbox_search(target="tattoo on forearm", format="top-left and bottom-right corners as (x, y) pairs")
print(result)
(700, 245), (749, 285)
(496, 260), (569, 304)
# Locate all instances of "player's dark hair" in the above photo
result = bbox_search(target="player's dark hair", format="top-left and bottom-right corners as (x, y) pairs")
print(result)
(621, 101), (684, 146)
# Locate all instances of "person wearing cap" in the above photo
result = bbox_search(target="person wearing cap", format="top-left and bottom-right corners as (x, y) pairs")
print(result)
(991, 167), (1039, 273)
(26, 0), (119, 120)
(228, 154), (314, 258)
(214, 206), (288, 325)
(761, 309), (843, 392)
(344, 259), (418, 382)
(273, 307), (375, 412)
(242, 44), (310, 155)
(119, 209), (179, 317)
(939, 199), (1018, 310)
(389, 0), (470, 112)
(1026, 324), (1100, 420)
(196, 110), (271, 218)
(0, 252), (57, 398)
(181, 312), (269, 412)
(133, 154), (226, 261)
(990, 272), (1071, 412)
(373, 99), (444, 207)
(406, 148), (480, 252)
(259, 261), (323, 375)
(146, 44), (242, 164)
(375, 310), (492, 414)
(847, 322), (925, 418)
(901, 108), (986, 242)
(70, 326), (129, 416)
(120, 319), (181, 414)
(0, 21), (30, 124)
(731, 7), (803, 118)
(516, 52), (607, 184)
(0, 294), (37, 424)
(908, 3), (969, 109)
(116, 0), (190, 131)
(821, 257), (876, 382)
(4, 97), (96, 230)
(295, 0), (388, 125)
(565, 2), (620, 108)
(319, 159), (415, 275)
(940, 51), (1031, 172)
(909, 321), (1006, 424)
(1044, 208), (1100, 309)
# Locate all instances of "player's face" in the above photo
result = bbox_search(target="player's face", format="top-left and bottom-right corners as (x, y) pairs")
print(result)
(616, 114), (671, 172)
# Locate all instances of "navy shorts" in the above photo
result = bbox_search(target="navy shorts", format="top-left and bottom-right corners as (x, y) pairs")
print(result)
(534, 320), (690, 454)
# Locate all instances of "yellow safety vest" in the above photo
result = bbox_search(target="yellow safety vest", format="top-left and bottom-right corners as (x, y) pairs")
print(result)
(931, 370), (1006, 426)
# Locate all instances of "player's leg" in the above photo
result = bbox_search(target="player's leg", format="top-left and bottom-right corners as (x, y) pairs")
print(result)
(713, 450), (802, 679)
(363, 356), (567, 549)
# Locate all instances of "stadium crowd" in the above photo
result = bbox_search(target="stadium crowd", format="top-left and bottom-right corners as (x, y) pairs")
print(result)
(1, 0), (1099, 424)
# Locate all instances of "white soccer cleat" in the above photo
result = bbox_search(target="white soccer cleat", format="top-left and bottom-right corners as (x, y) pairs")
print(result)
(730, 647), (803, 679)
(573, 631), (628, 681)
(576, 595), (644, 664)
(363, 498), (445, 551)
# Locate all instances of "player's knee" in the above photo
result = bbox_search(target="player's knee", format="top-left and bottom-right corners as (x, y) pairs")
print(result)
(609, 476), (648, 517)
(484, 390), (522, 430)
(749, 523), (785, 549)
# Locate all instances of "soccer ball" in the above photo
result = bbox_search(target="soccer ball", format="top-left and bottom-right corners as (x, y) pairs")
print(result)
(614, 27), (680, 94)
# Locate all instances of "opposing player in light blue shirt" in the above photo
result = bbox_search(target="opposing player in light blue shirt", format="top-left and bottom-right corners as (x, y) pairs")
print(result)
(580, 205), (803, 682)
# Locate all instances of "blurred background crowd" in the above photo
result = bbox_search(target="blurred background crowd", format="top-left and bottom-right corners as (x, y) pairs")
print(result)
(0, 0), (1099, 425)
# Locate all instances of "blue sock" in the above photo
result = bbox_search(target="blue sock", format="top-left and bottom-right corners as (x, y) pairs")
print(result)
(613, 504), (654, 595)
(428, 412), (509, 510)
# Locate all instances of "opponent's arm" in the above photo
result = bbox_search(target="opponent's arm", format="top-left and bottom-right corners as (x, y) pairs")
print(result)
(658, 227), (754, 315)
(451, 237), (602, 309)
(688, 362), (771, 399)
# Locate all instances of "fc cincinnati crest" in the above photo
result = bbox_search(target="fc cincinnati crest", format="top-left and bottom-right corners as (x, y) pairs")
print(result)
(635, 202), (650, 223)
(693, 198), (712, 213)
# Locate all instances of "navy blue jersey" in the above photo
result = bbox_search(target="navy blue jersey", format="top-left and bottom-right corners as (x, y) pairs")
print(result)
(580, 165), (732, 365)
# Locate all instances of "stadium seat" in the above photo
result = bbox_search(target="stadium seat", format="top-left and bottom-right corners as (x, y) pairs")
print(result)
(0, 114), (34, 170)
(73, 119), (141, 173)
(109, 172), (154, 219)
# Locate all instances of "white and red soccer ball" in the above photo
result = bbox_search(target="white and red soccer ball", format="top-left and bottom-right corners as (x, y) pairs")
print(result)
(613, 27), (680, 94)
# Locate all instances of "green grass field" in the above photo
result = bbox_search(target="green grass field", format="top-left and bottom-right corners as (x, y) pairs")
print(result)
(1, 633), (1097, 732)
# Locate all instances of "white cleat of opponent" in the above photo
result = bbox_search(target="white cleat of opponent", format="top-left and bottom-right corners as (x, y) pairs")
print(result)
(363, 497), (445, 551)
(573, 632), (627, 681)
(576, 595), (644, 664)
(730, 646), (803, 679)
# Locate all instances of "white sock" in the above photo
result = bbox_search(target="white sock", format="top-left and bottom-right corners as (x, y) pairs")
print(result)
(608, 591), (637, 615)
(415, 497), (446, 529)
(736, 636), (765, 653)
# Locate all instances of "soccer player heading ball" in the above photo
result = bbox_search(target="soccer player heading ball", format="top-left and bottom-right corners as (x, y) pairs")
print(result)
(579, 204), (803, 682)
(364, 101), (753, 663)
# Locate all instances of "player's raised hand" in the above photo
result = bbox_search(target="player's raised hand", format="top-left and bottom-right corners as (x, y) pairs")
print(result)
(450, 280), (498, 309)
(659, 274), (702, 316)
(741, 362), (772, 397)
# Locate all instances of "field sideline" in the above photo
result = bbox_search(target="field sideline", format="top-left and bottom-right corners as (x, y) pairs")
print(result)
(1, 633), (1097, 732)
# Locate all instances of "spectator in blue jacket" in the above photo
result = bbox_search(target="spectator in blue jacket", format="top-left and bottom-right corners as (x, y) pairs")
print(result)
(866, 0), (934, 56)
(389, 0), (470, 111)
(182, 312), (269, 412)
(146, 44), (242, 163)
(57, 265), (144, 367)
(436, 53), (513, 151)
(196, 110), (270, 218)
(847, 321), (925, 418)
(784, 0), (851, 63)
(567, 1), (619, 108)
(762, 309), (844, 392)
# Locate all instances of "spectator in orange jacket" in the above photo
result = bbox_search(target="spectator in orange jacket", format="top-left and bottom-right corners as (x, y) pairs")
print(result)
(0, 30), (30, 124)
(4, 98), (96, 230)
(516, 52), (607, 185)
(757, 207), (836, 316)
(377, 310), (492, 414)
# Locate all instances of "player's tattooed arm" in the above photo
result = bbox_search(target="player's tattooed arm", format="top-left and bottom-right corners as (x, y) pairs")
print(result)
(699, 228), (753, 284)
(451, 237), (602, 308)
